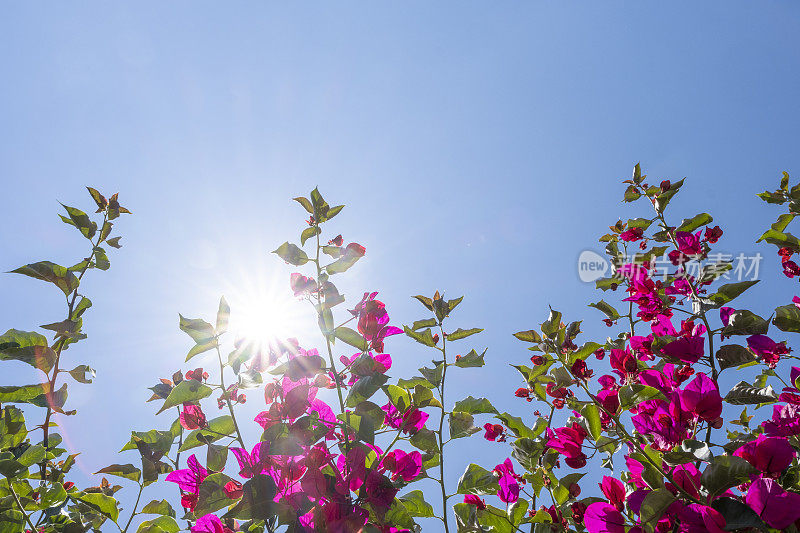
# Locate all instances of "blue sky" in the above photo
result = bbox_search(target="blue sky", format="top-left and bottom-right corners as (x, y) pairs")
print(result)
(2, 2), (800, 529)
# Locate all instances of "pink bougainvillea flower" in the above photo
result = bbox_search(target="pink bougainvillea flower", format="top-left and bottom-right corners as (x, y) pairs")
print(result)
(546, 423), (588, 468)
(230, 442), (270, 478)
(166, 454), (208, 495)
(584, 502), (626, 533)
(599, 476), (625, 510)
(670, 463), (701, 500)
(191, 514), (233, 533)
(620, 227), (644, 241)
(381, 403), (429, 435)
(679, 372), (722, 422)
(719, 307), (735, 327)
(609, 348), (638, 376)
(494, 459), (520, 503)
(675, 230), (703, 256)
(364, 470), (398, 512)
(746, 477), (800, 529)
(179, 403), (207, 430)
(223, 480), (243, 499)
(747, 334), (790, 368)
(289, 273), (317, 297)
(483, 423), (504, 441)
(704, 225), (723, 243)
(660, 335), (705, 364)
(677, 504), (726, 533)
(763, 403), (800, 436)
(382, 449), (422, 482)
(733, 434), (795, 474)
(348, 292), (402, 352)
(463, 494), (486, 510)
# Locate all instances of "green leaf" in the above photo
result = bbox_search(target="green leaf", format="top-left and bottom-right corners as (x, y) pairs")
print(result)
(141, 499), (176, 517)
(325, 245), (365, 274)
(757, 228), (800, 252)
(707, 281), (759, 307)
(454, 348), (486, 368)
(411, 318), (437, 331)
(0, 383), (48, 404)
(95, 463), (141, 482)
(453, 396), (497, 414)
(206, 443), (228, 472)
(40, 482), (67, 509)
(722, 310), (770, 336)
(225, 474), (278, 520)
(178, 315), (216, 344)
(345, 374), (388, 407)
(588, 300), (621, 320)
(711, 497), (769, 532)
(449, 411), (479, 439)
(93, 246), (110, 270)
(334, 326), (367, 351)
(68, 364), (95, 383)
(293, 196), (314, 214)
(582, 404), (602, 440)
(157, 379), (213, 414)
(186, 339), (218, 361)
(419, 363), (444, 387)
(300, 226), (321, 246)
(196, 472), (235, 517)
(179, 415), (235, 451)
(619, 384), (666, 411)
(138, 516), (180, 533)
(773, 303), (800, 333)
(496, 412), (537, 439)
(10, 261), (79, 295)
(74, 492), (120, 521)
(216, 296), (230, 334)
(272, 242), (309, 266)
(701, 456), (757, 500)
(457, 463), (500, 495)
(513, 330), (541, 343)
(716, 345), (757, 370)
(447, 328), (483, 341)
(724, 381), (778, 405)
(399, 490), (434, 518)
(676, 213), (712, 232)
(623, 185), (641, 202)
(0, 329), (55, 372)
(404, 326), (437, 347)
(61, 204), (97, 238)
(639, 488), (676, 532)
(409, 427), (439, 453)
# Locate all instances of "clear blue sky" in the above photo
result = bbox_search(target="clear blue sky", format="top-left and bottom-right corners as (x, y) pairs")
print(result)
(2, 2), (800, 528)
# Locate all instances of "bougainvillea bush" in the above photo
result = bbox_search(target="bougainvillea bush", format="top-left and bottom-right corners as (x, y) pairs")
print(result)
(5, 167), (800, 532)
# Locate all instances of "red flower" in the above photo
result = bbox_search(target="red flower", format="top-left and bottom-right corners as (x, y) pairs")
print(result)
(483, 423), (504, 441)
(224, 480), (243, 499)
(179, 403), (207, 430)
(464, 494), (486, 510)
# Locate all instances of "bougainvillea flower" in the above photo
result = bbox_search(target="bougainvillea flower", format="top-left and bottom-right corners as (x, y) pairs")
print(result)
(381, 403), (429, 435)
(289, 273), (317, 296)
(746, 477), (800, 529)
(677, 504), (726, 533)
(584, 502), (626, 533)
(364, 470), (399, 511)
(483, 423), (504, 441)
(230, 442), (270, 478)
(719, 307), (735, 327)
(675, 230), (703, 256)
(496, 467), (520, 502)
(179, 403), (207, 430)
(463, 494), (486, 510)
(191, 514), (233, 533)
(349, 292), (402, 352)
(679, 372), (722, 422)
(223, 480), (243, 499)
(382, 449), (422, 482)
(763, 403), (800, 436)
(609, 348), (638, 376)
(733, 434), (795, 474)
(166, 454), (208, 494)
(747, 334), (790, 368)
(546, 424), (588, 467)
(670, 463), (701, 500)
(599, 476), (625, 510)
(704, 226), (723, 243)
(620, 227), (644, 241)
(660, 335), (705, 364)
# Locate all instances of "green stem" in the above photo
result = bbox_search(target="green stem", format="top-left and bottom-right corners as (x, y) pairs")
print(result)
(215, 346), (246, 448)
(8, 480), (36, 531)
(437, 323), (450, 533)
(121, 483), (144, 533)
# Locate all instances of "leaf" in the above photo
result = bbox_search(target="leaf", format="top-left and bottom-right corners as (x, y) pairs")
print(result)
(454, 348), (486, 368)
(447, 328), (483, 341)
(639, 488), (676, 532)
(68, 364), (96, 384)
(300, 226), (321, 246)
(74, 492), (120, 521)
(588, 300), (621, 320)
(186, 339), (218, 361)
(513, 330), (541, 343)
(93, 246), (110, 270)
(409, 427), (439, 453)
(399, 490), (434, 518)
(773, 303), (800, 333)
(87, 186), (108, 210)
(225, 474), (278, 520)
(449, 411), (479, 439)
(40, 482), (67, 509)
(272, 242), (309, 266)
(496, 412), (537, 439)
(581, 404), (602, 440)
(61, 204), (97, 238)
(137, 516), (180, 533)
(140, 499), (176, 517)
(0, 383), (48, 404)
(107, 236), (122, 248)
(345, 374), (388, 407)
(619, 384), (666, 411)
(0, 329), (55, 372)
(10, 261), (79, 295)
(757, 228), (800, 252)
(457, 463), (500, 495)
(725, 381), (778, 405)
(179, 415), (235, 451)
(707, 281), (759, 307)
(722, 310), (770, 336)
(716, 345), (757, 370)
(157, 380), (213, 414)
(711, 497), (769, 532)
(206, 443), (228, 472)
(334, 326), (367, 351)
(216, 296), (230, 334)
(676, 213), (713, 232)
(95, 463), (141, 482)
(701, 456), (757, 499)
(178, 315), (216, 344)
(293, 196), (314, 214)
(419, 363), (444, 387)
(411, 318), (437, 331)
(453, 396), (497, 414)
(196, 472), (235, 517)
(412, 295), (433, 311)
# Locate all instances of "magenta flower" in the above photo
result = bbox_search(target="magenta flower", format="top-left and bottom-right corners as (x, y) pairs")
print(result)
(494, 459), (520, 503)
(230, 442), (270, 478)
(599, 476), (625, 510)
(382, 449), (422, 482)
(671, 463), (701, 500)
(191, 514), (233, 533)
(675, 230), (703, 255)
(584, 502), (626, 533)
(747, 334), (790, 368)
(349, 292), (403, 353)
(179, 403), (207, 430)
(620, 227), (644, 241)
(679, 372), (722, 422)
(677, 504), (726, 533)
(482, 423), (504, 441)
(660, 335), (705, 364)
(720, 306), (735, 327)
(165, 454), (208, 495)
(546, 423), (588, 468)
(733, 434), (795, 474)
(463, 494), (486, 510)
(289, 273), (317, 296)
(763, 403), (800, 436)
(746, 477), (800, 529)
(381, 403), (429, 435)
